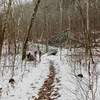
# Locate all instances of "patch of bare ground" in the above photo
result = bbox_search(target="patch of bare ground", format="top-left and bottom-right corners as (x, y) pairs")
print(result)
(35, 63), (61, 100)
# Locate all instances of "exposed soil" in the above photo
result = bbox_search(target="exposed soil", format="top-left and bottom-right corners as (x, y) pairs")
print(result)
(36, 64), (61, 100)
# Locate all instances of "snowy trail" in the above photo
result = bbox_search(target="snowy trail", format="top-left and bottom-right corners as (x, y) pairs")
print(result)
(36, 61), (61, 100)
(45, 52), (77, 100)
(0, 50), (82, 100)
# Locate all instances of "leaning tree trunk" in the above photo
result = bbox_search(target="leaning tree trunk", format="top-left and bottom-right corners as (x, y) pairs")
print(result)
(0, 0), (13, 58)
(22, 0), (41, 60)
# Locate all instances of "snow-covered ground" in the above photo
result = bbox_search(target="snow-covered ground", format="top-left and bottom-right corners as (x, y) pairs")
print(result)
(0, 54), (51, 100)
(0, 43), (100, 100)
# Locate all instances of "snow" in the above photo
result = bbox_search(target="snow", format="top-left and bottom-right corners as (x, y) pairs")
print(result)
(0, 53), (50, 100)
(0, 43), (100, 100)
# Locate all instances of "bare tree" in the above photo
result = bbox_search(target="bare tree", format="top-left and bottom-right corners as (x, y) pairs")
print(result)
(22, 0), (41, 60)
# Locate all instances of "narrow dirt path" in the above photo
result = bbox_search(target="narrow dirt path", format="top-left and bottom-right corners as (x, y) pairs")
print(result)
(36, 63), (60, 100)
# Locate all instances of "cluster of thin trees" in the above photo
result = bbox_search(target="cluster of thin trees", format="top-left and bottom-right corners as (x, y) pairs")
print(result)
(0, 0), (100, 100)
(0, 0), (98, 67)
(0, 0), (99, 59)
(0, 0), (99, 51)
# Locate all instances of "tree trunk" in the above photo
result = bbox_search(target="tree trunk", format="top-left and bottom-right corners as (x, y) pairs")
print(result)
(59, 0), (63, 60)
(0, 0), (13, 58)
(22, 0), (41, 60)
(87, 0), (94, 63)
(59, 0), (63, 32)
(68, 15), (72, 50)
